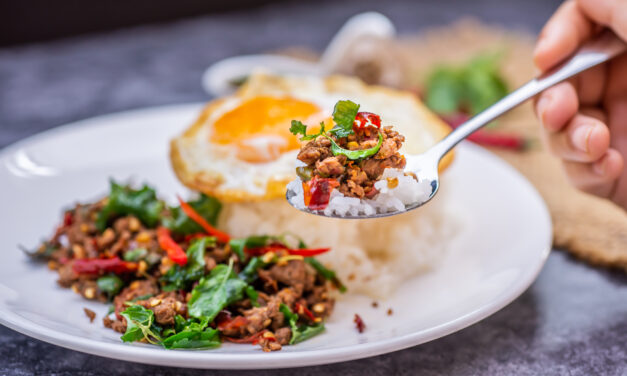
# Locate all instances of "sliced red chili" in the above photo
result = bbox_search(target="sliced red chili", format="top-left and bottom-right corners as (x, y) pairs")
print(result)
(72, 257), (137, 275)
(63, 212), (73, 227)
(353, 112), (381, 130)
(307, 177), (339, 211)
(217, 315), (249, 332)
(177, 196), (230, 243)
(287, 248), (330, 257)
(354, 314), (366, 333)
(294, 302), (316, 322)
(157, 227), (188, 266)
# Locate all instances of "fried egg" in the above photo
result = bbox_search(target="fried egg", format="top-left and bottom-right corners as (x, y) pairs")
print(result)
(170, 72), (453, 202)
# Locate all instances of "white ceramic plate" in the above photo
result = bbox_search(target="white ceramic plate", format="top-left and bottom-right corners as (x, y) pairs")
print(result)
(0, 104), (551, 369)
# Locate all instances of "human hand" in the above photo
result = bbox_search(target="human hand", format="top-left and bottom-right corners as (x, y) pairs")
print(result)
(533, 0), (627, 209)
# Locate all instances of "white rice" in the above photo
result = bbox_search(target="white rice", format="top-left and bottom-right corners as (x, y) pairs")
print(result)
(218, 176), (461, 298)
(287, 168), (433, 217)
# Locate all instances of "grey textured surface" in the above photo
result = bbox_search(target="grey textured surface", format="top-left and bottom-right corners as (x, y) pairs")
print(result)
(1, 0), (626, 375)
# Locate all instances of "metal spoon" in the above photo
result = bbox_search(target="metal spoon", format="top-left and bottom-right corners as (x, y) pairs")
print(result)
(287, 31), (627, 219)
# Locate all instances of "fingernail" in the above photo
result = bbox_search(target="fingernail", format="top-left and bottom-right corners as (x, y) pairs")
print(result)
(536, 97), (550, 125)
(593, 156), (606, 175)
(572, 125), (593, 153)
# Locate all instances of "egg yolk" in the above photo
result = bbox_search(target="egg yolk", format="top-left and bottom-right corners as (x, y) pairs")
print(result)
(211, 96), (322, 163)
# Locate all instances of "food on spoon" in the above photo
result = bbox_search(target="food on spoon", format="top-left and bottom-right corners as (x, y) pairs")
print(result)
(172, 73), (460, 298)
(27, 181), (341, 352)
(287, 99), (434, 215)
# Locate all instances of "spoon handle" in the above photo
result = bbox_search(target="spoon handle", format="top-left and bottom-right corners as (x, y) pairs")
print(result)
(429, 30), (627, 160)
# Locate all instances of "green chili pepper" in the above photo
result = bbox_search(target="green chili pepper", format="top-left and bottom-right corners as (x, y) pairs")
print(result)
(327, 132), (383, 160)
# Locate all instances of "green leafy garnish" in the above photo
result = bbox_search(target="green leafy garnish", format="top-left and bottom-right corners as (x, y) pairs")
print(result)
(123, 248), (148, 262)
(161, 237), (213, 290)
(238, 256), (267, 284)
(289, 120), (326, 141)
(163, 194), (221, 236)
(229, 235), (277, 261)
(96, 181), (164, 231)
(21, 242), (57, 261)
(162, 318), (220, 349)
(188, 261), (247, 322)
(425, 52), (508, 116)
(305, 257), (346, 293)
(279, 304), (325, 344)
(245, 285), (260, 307)
(329, 100), (360, 138)
(120, 305), (162, 345)
(327, 132), (383, 160)
(97, 275), (124, 296)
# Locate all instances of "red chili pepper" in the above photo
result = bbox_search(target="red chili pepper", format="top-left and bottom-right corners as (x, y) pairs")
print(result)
(63, 212), (73, 227)
(467, 132), (528, 150)
(72, 257), (137, 275)
(177, 196), (230, 243)
(287, 248), (330, 257)
(307, 177), (340, 211)
(294, 302), (316, 322)
(217, 315), (249, 332)
(354, 314), (366, 333)
(157, 227), (188, 266)
(245, 244), (330, 257)
(353, 112), (381, 130)
(439, 112), (528, 151)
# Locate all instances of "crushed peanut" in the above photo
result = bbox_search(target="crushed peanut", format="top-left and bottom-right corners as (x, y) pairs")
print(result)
(386, 177), (399, 189)
(84, 287), (95, 299)
(150, 298), (162, 307)
(128, 217), (141, 232)
(72, 244), (85, 259)
(135, 231), (151, 243)
(312, 303), (326, 313)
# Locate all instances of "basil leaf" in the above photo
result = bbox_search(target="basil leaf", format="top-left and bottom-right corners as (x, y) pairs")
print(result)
(229, 234), (278, 260)
(123, 248), (147, 262)
(97, 275), (124, 296)
(305, 257), (346, 293)
(162, 318), (220, 349)
(279, 303), (325, 345)
(120, 305), (162, 345)
(238, 257), (267, 284)
(188, 262), (247, 322)
(328, 132), (382, 160)
(330, 100), (360, 138)
(96, 181), (164, 231)
(245, 285), (260, 307)
(160, 237), (211, 290)
(163, 194), (222, 236)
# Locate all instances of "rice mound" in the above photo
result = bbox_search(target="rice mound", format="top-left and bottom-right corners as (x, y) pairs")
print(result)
(218, 179), (460, 298)
(287, 168), (433, 217)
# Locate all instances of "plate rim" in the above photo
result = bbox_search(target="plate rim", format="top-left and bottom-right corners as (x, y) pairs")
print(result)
(0, 103), (552, 369)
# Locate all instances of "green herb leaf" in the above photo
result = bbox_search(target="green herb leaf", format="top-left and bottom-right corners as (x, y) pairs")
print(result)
(279, 303), (325, 345)
(229, 235), (277, 261)
(425, 52), (508, 117)
(238, 256), (267, 284)
(330, 100), (360, 138)
(162, 318), (220, 349)
(328, 132), (382, 160)
(289, 120), (308, 137)
(163, 194), (222, 236)
(161, 237), (212, 290)
(188, 261), (247, 322)
(120, 305), (162, 345)
(245, 285), (260, 307)
(96, 181), (164, 231)
(305, 257), (346, 293)
(97, 275), (124, 296)
(123, 248), (148, 262)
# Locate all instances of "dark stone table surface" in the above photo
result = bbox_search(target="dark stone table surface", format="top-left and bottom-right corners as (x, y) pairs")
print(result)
(1, 0), (626, 374)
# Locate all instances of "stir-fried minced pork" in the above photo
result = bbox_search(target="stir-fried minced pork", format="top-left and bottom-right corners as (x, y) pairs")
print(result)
(27, 181), (342, 352)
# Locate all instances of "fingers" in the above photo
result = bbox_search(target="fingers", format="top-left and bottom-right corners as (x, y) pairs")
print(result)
(562, 149), (624, 197)
(578, 0), (627, 41)
(574, 63), (607, 106)
(533, 1), (595, 72)
(535, 82), (579, 132)
(543, 114), (610, 162)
